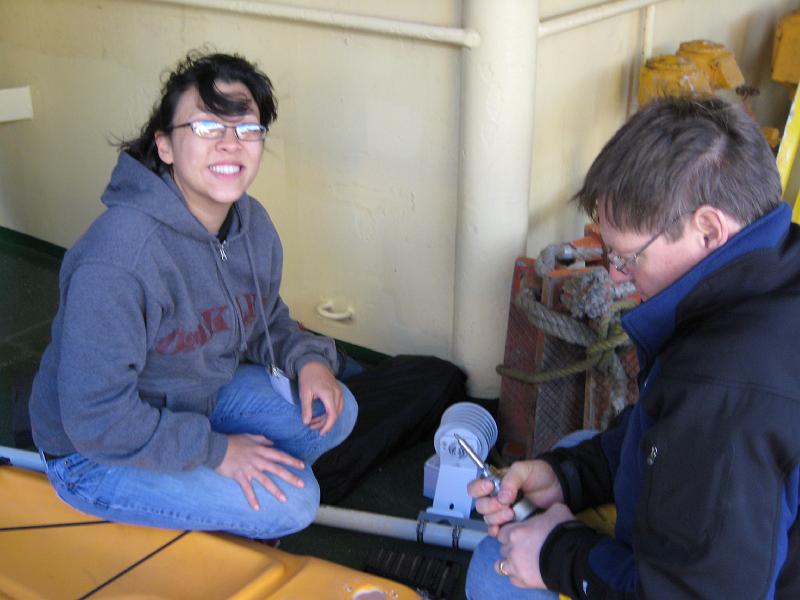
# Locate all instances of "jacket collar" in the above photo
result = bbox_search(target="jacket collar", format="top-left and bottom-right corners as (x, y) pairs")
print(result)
(621, 202), (791, 372)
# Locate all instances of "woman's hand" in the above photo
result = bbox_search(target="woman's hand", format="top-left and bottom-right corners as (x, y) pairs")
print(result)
(215, 433), (305, 510)
(298, 362), (343, 435)
(468, 459), (564, 536)
(495, 503), (576, 588)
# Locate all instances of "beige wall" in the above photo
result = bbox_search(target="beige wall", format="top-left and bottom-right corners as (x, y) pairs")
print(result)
(1, 0), (797, 388)
(0, 0), (462, 359)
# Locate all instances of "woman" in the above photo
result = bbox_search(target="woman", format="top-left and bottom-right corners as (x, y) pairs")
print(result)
(29, 51), (357, 538)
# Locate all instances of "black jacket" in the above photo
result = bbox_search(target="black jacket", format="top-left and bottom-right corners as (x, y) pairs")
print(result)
(538, 203), (800, 599)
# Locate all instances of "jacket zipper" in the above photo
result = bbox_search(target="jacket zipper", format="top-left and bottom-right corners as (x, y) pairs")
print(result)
(214, 240), (245, 351)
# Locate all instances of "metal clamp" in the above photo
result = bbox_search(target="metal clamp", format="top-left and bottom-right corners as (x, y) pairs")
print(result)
(451, 522), (462, 550)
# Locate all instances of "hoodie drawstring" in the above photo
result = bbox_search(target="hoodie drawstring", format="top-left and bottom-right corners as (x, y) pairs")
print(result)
(244, 234), (280, 369)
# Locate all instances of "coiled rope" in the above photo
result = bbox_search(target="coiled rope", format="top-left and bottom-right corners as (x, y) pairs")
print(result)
(497, 251), (638, 415)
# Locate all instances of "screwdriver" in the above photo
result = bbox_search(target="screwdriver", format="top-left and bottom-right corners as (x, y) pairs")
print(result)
(454, 433), (537, 522)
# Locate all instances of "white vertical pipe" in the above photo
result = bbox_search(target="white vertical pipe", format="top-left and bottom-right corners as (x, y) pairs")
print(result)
(453, 0), (539, 397)
(642, 4), (656, 60)
(628, 4), (657, 116)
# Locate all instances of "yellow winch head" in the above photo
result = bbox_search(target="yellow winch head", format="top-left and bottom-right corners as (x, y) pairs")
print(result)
(638, 54), (711, 106)
(676, 40), (745, 91)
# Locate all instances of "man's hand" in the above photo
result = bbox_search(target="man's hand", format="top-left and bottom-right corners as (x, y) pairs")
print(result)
(468, 459), (563, 536)
(215, 433), (305, 510)
(298, 361), (343, 435)
(496, 503), (576, 588)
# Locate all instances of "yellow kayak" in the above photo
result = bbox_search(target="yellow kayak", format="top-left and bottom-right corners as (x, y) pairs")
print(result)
(0, 466), (419, 599)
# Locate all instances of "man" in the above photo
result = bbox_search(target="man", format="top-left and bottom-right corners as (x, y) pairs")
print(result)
(466, 96), (800, 598)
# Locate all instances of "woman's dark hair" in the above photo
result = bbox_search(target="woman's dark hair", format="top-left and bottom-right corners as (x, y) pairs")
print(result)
(575, 96), (781, 238)
(120, 50), (278, 174)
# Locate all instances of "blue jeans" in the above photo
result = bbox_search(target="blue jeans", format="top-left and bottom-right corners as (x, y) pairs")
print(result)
(465, 430), (598, 600)
(43, 364), (358, 538)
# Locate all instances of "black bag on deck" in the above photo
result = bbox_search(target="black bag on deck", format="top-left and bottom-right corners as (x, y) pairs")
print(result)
(11, 364), (37, 448)
(314, 355), (466, 504)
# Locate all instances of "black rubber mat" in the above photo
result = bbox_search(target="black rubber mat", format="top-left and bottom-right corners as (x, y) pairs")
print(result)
(364, 547), (462, 600)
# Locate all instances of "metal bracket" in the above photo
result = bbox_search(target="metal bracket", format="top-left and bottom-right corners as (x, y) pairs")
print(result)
(416, 511), (487, 550)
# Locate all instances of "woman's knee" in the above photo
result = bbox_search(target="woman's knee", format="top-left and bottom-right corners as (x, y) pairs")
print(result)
(248, 475), (320, 537)
(278, 471), (320, 529)
(331, 382), (358, 443)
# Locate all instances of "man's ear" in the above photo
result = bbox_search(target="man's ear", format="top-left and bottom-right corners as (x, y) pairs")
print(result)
(692, 206), (733, 251)
(154, 131), (174, 166)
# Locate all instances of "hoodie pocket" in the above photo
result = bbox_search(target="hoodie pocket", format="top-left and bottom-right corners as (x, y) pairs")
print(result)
(165, 388), (216, 415)
(140, 388), (216, 415)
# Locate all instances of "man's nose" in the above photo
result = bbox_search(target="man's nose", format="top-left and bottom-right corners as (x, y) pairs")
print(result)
(609, 265), (632, 284)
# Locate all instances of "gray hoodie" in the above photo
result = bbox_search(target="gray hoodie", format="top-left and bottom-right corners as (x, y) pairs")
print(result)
(30, 152), (337, 471)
